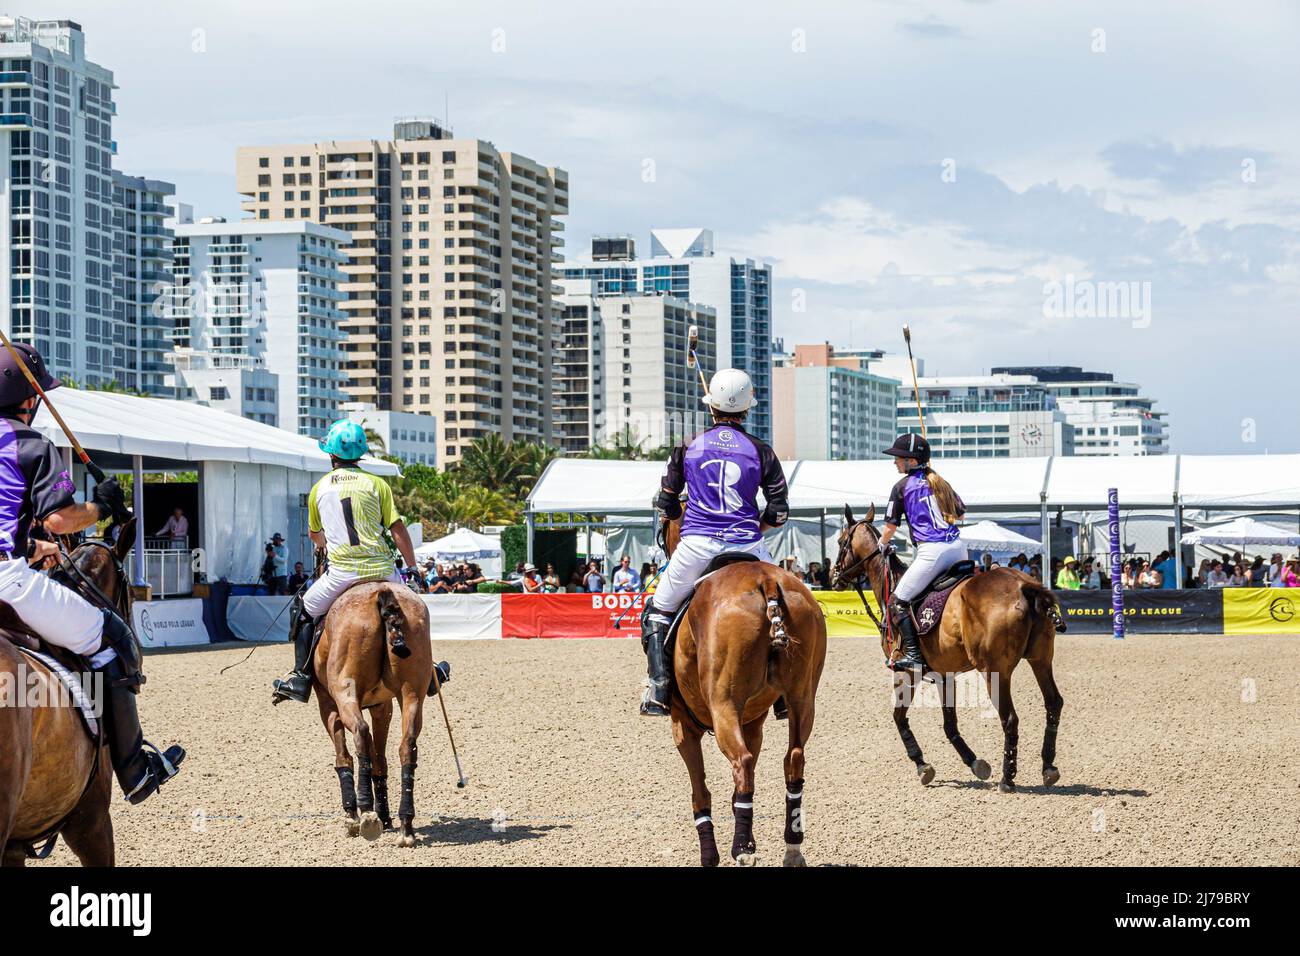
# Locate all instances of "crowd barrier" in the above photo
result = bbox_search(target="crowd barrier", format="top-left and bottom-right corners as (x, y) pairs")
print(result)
(154, 586), (1299, 647)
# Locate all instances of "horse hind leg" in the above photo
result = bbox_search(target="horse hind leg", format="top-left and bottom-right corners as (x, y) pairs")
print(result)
(368, 700), (395, 831)
(396, 686), (424, 848)
(892, 672), (934, 785)
(782, 698), (816, 867)
(987, 669), (1019, 793)
(1029, 658), (1063, 787)
(672, 713), (718, 868)
(317, 689), (359, 836)
(938, 676), (991, 782)
(715, 707), (762, 866)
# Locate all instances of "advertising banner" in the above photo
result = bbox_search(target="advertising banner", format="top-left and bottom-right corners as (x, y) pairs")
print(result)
(501, 592), (642, 639)
(1056, 590), (1224, 634)
(813, 590), (884, 638)
(1222, 589), (1300, 635)
(422, 594), (503, 641)
(133, 598), (211, 648)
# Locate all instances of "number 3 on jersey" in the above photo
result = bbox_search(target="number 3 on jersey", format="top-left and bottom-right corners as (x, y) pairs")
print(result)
(700, 458), (743, 514)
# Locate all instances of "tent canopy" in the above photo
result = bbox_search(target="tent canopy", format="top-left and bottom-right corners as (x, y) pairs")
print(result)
(959, 520), (1045, 555)
(415, 528), (502, 562)
(1180, 516), (1300, 547)
(528, 454), (1300, 515)
(31, 388), (399, 476)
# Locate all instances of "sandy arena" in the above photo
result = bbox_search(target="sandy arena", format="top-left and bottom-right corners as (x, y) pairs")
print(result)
(43, 632), (1300, 867)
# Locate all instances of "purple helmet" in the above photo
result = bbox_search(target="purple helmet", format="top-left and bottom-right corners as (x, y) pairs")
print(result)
(0, 342), (61, 407)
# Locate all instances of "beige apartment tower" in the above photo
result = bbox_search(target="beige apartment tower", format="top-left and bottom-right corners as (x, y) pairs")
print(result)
(235, 120), (568, 464)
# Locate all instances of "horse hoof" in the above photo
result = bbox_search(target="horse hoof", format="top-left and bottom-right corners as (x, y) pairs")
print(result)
(917, 764), (935, 786)
(1043, 766), (1061, 787)
(735, 853), (758, 867)
(399, 833), (416, 848)
(998, 781), (1016, 794)
(970, 759), (992, 781)
(700, 850), (720, 868)
(359, 811), (383, 841)
(343, 817), (360, 838)
(378, 816), (393, 831)
(782, 845), (807, 868)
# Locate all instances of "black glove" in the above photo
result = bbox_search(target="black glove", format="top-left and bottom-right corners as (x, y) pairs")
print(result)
(92, 477), (129, 521)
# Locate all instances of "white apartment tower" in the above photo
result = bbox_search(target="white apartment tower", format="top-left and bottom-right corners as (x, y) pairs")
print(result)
(553, 278), (605, 454)
(235, 120), (569, 464)
(112, 171), (175, 394)
(166, 216), (350, 437)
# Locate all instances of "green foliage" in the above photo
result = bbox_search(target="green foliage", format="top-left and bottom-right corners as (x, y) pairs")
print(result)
(388, 463), (518, 539)
(451, 434), (560, 500)
(500, 523), (527, 573)
(585, 426), (673, 461)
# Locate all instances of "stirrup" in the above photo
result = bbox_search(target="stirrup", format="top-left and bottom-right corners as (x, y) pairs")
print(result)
(639, 682), (671, 717)
(124, 742), (186, 805)
(271, 672), (312, 705)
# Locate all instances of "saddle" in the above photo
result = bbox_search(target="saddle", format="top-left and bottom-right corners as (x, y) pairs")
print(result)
(908, 560), (977, 636)
(0, 629), (101, 739)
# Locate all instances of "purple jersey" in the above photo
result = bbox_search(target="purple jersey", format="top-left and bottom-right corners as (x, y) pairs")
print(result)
(884, 468), (963, 544)
(661, 424), (788, 545)
(0, 416), (77, 556)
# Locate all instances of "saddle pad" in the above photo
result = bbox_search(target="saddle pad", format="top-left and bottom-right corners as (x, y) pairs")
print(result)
(15, 646), (99, 738)
(913, 581), (963, 636)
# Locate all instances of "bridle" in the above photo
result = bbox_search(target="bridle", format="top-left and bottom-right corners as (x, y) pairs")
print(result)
(53, 538), (131, 621)
(832, 519), (896, 638)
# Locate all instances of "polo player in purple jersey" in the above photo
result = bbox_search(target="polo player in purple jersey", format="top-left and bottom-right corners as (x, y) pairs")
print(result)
(0, 343), (184, 803)
(639, 368), (790, 717)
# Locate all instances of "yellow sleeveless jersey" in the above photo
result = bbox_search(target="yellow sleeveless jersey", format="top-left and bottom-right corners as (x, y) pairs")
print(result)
(307, 467), (399, 578)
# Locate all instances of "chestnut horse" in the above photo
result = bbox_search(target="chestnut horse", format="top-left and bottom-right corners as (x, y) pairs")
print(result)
(661, 518), (826, 867)
(831, 505), (1064, 793)
(0, 519), (137, 866)
(313, 581), (432, 847)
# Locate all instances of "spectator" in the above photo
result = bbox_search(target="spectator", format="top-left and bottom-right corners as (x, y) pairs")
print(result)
(1028, 555), (1043, 582)
(1206, 560), (1229, 588)
(1153, 550), (1177, 589)
(1248, 556), (1267, 588)
(1009, 553), (1029, 574)
(542, 562), (562, 593)
(583, 560), (606, 593)
(267, 533), (289, 595)
(521, 563), (542, 593)
(1284, 557), (1300, 588)
(259, 544), (278, 594)
(1140, 560), (1162, 589)
(1121, 560), (1139, 590)
(978, 553), (994, 574)
(1080, 558), (1101, 590)
(1195, 559), (1211, 588)
(644, 561), (660, 594)
(1267, 553), (1286, 588)
(460, 563), (486, 593)
(1055, 556), (1081, 590)
(287, 561), (309, 592)
(1228, 562), (1247, 588)
(612, 555), (641, 593)
(426, 563), (453, 595)
(155, 506), (189, 549)
(567, 568), (585, 593)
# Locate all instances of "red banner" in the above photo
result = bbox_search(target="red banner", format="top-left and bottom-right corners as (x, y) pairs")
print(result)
(500, 592), (645, 639)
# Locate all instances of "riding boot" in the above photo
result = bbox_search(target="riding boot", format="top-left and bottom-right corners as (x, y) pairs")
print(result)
(97, 610), (185, 805)
(271, 601), (320, 705)
(889, 600), (926, 673)
(425, 660), (452, 697)
(639, 599), (672, 717)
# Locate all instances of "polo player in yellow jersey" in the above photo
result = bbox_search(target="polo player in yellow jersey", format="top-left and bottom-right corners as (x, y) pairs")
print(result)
(271, 420), (449, 705)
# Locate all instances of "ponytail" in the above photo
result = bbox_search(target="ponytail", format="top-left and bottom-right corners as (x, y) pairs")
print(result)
(924, 467), (963, 526)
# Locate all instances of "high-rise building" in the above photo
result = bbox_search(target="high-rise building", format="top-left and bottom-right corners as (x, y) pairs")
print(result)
(553, 278), (605, 455)
(165, 216), (350, 437)
(562, 228), (774, 441)
(991, 365), (1168, 455)
(772, 344), (899, 460)
(597, 293), (716, 453)
(235, 120), (569, 465)
(0, 17), (124, 384)
(898, 373), (1075, 458)
(112, 171), (175, 394)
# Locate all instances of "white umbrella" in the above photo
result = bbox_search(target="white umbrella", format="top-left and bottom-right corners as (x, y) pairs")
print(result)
(959, 520), (1046, 555)
(1180, 516), (1300, 549)
(414, 527), (504, 578)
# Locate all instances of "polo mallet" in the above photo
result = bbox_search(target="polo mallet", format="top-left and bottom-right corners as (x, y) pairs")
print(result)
(901, 324), (927, 439)
(0, 326), (107, 483)
(218, 557), (323, 676)
(612, 569), (663, 630)
(429, 669), (468, 788)
(686, 324), (711, 397)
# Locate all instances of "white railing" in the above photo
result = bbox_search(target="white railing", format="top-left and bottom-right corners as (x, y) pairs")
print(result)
(126, 548), (193, 597)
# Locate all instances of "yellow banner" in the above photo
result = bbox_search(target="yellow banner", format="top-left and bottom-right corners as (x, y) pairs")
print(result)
(814, 590), (883, 638)
(1223, 589), (1300, 635)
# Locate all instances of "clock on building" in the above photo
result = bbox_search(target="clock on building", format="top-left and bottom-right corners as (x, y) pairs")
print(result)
(1020, 424), (1044, 446)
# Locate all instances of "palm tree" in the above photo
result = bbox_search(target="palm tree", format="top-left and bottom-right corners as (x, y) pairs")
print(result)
(454, 434), (558, 499)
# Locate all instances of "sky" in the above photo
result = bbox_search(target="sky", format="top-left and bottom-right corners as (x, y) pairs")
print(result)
(27, 0), (1300, 453)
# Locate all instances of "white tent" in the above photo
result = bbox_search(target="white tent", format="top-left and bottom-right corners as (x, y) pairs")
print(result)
(959, 520), (1045, 555)
(1180, 517), (1300, 548)
(415, 528), (504, 578)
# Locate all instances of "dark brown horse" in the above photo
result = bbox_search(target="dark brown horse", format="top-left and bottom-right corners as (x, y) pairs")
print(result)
(0, 519), (137, 866)
(831, 505), (1064, 793)
(661, 518), (826, 866)
(313, 581), (432, 847)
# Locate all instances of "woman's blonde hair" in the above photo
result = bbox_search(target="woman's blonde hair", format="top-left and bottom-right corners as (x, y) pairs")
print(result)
(924, 467), (962, 526)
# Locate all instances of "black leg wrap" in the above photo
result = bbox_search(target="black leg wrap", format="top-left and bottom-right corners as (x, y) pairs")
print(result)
(336, 767), (357, 815)
(399, 763), (416, 823)
(356, 755), (374, 813)
(731, 791), (756, 860)
(694, 809), (719, 868)
(784, 778), (805, 845)
(373, 776), (392, 827)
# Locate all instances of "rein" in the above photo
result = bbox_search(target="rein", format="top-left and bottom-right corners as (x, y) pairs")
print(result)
(834, 521), (899, 653)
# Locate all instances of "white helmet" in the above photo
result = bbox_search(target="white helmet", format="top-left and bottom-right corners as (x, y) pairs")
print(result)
(704, 368), (755, 413)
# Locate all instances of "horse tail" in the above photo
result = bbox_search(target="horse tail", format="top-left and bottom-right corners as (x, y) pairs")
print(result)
(1019, 579), (1059, 655)
(376, 587), (412, 660)
(761, 574), (792, 682)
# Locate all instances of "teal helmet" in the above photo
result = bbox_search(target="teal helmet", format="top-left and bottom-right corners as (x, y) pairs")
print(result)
(319, 419), (369, 461)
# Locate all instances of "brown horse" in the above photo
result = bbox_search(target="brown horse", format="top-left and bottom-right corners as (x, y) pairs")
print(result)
(313, 581), (432, 847)
(661, 518), (826, 866)
(831, 505), (1063, 793)
(0, 519), (137, 866)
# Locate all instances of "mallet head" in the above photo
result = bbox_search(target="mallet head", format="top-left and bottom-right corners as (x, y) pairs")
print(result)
(687, 325), (699, 366)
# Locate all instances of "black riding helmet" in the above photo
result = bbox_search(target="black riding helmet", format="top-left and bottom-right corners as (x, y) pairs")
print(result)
(882, 432), (930, 465)
(0, 341), (61, 407)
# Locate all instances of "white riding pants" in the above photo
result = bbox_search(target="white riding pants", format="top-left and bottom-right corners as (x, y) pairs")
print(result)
(893, 539), (969, 603)
(651, 535), (774, 617)
(303, 566), (404, 619)
(0, 557), (105, 655)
